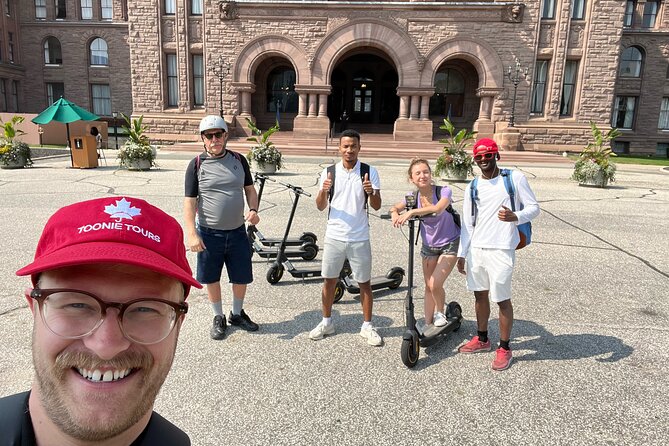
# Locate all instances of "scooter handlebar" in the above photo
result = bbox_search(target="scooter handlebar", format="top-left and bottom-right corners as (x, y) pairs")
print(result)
(277, 180), (311, 197)
(254, 173), (276, 183)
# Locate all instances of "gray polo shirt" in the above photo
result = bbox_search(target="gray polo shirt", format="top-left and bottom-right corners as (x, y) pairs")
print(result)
(185, 151), (253, 230)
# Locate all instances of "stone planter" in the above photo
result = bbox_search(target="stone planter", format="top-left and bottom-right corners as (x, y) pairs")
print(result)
(253, 161), (277, 174)
(578, 171), (609, 188)
(1, 155), (27, 169)
(126, 159), (152, 171)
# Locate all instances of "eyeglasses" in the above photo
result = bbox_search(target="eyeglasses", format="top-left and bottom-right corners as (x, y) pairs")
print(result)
(473, 152), (495, 162)
(203, 131), (225, 140)
(29, 288), (188, 345)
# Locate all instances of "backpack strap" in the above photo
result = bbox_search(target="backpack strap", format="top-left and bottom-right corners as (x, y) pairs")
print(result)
(327, 162), (370, 218)
(501, 168), (518, 212)
(470, 176), (479, 227)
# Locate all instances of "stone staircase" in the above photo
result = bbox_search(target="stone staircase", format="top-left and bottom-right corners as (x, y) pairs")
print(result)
(161, 131), (573, 164)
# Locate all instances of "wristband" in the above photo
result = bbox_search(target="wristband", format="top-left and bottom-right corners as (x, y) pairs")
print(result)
(249, 209), (257, 213)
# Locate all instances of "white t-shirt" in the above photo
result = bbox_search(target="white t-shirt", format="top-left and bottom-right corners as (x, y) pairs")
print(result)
(457, 170), (539, 255)
(319, 160), (381, 242)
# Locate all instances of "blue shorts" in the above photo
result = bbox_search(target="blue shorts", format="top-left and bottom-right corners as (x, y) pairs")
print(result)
(197, 225), (253, 285)
(420, 239), (460, 259)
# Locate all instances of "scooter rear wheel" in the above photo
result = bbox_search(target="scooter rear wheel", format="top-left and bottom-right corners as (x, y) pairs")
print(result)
(301, 242), (319, 261)
(333, 281), (345, 303)
(266, 264), (284, 284)
(386, 267), (405, 290)
(401, 338), (420, 368)
(299, 232), (318, 245)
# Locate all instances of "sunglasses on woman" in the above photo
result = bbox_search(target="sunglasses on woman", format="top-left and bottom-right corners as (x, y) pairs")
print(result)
(473, 152), (495, 162)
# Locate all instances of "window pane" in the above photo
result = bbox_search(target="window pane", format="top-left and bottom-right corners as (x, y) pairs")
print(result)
(659, 98), (669, 130)
(560, 61), (578, 116)
(642, 1), (657, 28)
(531, 60), (549, 113)
(55, 0), (66, 19)
(90, 38), (108, 66)
(571, 0), (585, 19)
(167, 54), (178, 107)
(81, 0), (92, 19)
(165, 0), (175, 14)
(265, 67), (297, 113)
(35, 0), (47, 18)
(619, 47), (642, 77)
(44, 37), (62, 64)
(623, 1), (635, 27)
(191, 0), (202, 15)
(430, 68), (464, 117)
(91, 84), (111, 116)
(47, 82), (64, 104)
(542, 0), (555, 19)
(101, 0), (113, 20)
(11, 81), (18, 111)
(193, 54), (204, 106)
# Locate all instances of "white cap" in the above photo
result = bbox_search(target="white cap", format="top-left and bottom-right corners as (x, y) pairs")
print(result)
(199, 115), (228, 133)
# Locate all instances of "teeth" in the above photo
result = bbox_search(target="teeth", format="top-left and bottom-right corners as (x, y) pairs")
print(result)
(76, 367), (131, 382)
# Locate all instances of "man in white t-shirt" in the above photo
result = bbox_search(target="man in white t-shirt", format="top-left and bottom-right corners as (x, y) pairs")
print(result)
(456, 138), (540, 371)
(309, 130), (383, 346)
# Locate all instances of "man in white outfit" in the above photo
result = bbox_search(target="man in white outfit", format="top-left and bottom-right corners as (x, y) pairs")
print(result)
(456, 138), (540, 371)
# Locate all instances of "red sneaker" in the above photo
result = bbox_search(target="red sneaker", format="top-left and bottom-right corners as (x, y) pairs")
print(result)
(492, 347), (513, 371)
(458, 336), (491, 353)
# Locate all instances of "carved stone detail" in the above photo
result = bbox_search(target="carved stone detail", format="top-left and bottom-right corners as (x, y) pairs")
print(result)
(162, 19), (175, 42)
(219, 1), (239, 20)
(539, 24), (554, 46)
(503, 4), (524, 23)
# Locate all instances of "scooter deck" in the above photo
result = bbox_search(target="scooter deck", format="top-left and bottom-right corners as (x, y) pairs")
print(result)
(255, 236), (310, 247)
(419, 319), (461, 347)
(254, 246), (314, 259)
(343, 276), (398, 294)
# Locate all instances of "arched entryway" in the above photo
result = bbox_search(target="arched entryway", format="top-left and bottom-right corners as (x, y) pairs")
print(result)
(328, 49), (399, 133)
(430, 59), (480, 136)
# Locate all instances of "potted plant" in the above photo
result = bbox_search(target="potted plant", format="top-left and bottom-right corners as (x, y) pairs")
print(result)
(117, 113), (156, 170)
(245, 118), (282, 173)
(571, 121), (621, 187)
(0, 116), (33, 169)
(434, 118), (476, 180)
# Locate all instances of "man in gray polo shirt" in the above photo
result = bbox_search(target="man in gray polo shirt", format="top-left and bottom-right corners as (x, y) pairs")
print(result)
(184, 115), (261, 340)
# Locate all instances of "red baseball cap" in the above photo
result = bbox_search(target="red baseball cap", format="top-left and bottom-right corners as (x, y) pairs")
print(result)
(473, 138), (499, 156)
(16, 196), (201, 297)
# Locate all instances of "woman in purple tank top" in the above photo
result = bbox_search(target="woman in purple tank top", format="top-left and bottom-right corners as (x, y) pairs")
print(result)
(389, 158), (460, 330)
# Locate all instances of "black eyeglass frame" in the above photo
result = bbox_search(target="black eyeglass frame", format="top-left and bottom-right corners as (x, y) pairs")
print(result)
(29, 288), (188, 345)
(202, 131), (225, 140)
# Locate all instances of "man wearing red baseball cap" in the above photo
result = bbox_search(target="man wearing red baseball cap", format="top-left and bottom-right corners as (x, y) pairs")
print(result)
(456, 138), (540, 371)
(1, 196), (201, 444)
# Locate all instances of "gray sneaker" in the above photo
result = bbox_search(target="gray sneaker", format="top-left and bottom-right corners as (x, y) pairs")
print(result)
(360, 326), (383, 346)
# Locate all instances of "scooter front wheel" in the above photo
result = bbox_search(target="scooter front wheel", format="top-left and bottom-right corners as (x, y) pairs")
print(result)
(386, 267), (405, 290)
(301, 242), (319, 261)
(299, 232), (318, 245)
(266, 264), (284, 284)
(401, 337), (420, 368)
(333, 281), (345, 304)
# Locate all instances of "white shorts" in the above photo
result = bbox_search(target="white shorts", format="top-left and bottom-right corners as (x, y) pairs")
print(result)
(465, 247), (515, 303)
(322, 237), (372, 283)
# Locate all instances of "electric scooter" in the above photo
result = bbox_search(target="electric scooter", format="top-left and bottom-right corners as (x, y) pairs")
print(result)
(247, 173), (318, 247)
(400, 193), (463, 369)
(265, 182), (340, 291)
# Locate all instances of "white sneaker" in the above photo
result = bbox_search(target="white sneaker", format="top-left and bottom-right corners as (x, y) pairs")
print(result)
(309, 321), (335, 340)
(433, 312), (447, 327)
(360, 326), (383, 346)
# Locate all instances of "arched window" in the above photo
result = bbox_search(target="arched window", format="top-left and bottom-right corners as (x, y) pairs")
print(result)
(90, 38), (109, 66)
(44, 37), (62, 64)
(266, 67), (297, 113)
(619, 46), (643, 78)
(430, 68), (465, 117)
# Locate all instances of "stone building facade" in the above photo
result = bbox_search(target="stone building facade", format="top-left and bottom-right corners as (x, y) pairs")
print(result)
(11, 0), (669, 155)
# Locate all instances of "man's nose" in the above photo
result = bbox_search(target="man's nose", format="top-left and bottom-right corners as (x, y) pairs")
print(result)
(81, 311), (132, 360)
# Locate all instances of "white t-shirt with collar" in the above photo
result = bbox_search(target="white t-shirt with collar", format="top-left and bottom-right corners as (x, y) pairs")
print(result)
(319, 160), (381, 242)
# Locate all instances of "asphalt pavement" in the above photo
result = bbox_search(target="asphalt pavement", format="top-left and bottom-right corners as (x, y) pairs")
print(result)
(1, 151), (668, 445)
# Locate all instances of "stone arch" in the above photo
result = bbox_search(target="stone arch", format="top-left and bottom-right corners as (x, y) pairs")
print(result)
(311, 19), (422, 86)
(421, 37), (504, 89)
(234, 35), (309, 84)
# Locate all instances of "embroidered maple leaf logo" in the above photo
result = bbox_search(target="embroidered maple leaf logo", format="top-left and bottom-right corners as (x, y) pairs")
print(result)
(104, 198), (141, 222)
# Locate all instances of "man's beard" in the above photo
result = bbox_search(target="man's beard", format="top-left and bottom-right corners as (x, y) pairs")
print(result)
(32, 345), (173, 441)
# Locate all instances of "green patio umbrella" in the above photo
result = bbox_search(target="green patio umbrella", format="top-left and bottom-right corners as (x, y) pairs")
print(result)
(31, 97), (100, 166)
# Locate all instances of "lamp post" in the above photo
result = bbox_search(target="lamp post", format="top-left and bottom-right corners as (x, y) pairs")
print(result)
(213, 56), (231, 118)
(112, 111), (118, 150)
(505, 60), (528, 127)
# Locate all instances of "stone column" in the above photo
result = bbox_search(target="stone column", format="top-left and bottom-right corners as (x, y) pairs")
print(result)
(308, 94), (317, 117)
(318, 94), (327, 117)
(409, 95), (420, 120)
(298, 93), (307, 117)
(419, 95), (431, 120)
(399, 96), (410, 119)
(240, 91), (252, 115)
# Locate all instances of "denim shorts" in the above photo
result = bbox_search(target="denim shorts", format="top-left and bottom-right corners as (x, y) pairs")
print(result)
(420, 239), (460, 259)
(196, 224), (253, 285)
